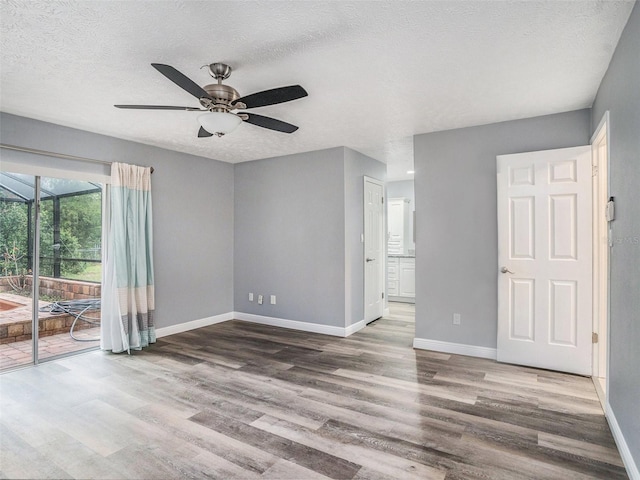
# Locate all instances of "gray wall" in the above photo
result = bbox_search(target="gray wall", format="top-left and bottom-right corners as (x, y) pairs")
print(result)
(234, 148), (346, 327)
(591, 1), (640, 468)
(344, 148), (386, 326)
(0, 112), (235, 328)
(387, 180), (415, 253)
(413, 109), (590, 347)
(233, 147), (384, 328)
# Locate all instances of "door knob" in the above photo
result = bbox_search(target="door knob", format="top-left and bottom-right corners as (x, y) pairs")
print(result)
(500, 266), (514, 274)
(366, 258), (375, 262)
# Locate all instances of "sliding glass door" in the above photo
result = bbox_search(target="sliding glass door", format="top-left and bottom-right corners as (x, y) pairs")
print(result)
(0, 171), (102, 370)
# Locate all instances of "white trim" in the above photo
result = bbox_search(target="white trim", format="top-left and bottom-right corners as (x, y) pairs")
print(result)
(155, 312), (233, 338)
(0, 160), (110, 183)
(155, 311), (368, 341)
(591, 110), (611, 144)
(592, 377), (607, 410)
(345, 319), (367, 336)
(383, 307), (390, 317)
(606, 402), (640, 480)
(234, 312), (351, 337)
(388, 296), (415, 304)
(590, 110), (611, 397)
(413, 337), (497, 360)
(363, 176), (384, 186)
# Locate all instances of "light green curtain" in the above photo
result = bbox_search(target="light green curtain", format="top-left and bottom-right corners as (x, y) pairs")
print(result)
(101, 162), (155, 353)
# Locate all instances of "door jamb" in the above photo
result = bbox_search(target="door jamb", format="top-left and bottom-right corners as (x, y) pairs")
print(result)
(590, 110), (610, 407)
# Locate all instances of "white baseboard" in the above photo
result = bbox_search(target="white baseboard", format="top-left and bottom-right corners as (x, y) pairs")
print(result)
(155, 312), (233, 338)
(388, 296), (415, 304)
(345, 319), (366, 336)
(155, 311), (366, 341)
(233, 312), (354, 338)
(413, 337), (497, 360)
(383, 307), (390, 317)
(606, 402), (640, 480)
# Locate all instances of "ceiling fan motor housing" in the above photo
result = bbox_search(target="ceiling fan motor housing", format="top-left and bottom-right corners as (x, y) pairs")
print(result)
(201, 84), (241, 112)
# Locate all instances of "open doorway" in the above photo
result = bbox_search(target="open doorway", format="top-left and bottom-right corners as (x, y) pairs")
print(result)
(386, 180), (415, 304)
(385, 162), (416, 339)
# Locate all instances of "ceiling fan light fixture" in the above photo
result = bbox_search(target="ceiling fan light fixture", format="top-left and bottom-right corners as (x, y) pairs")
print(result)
(197, 112), (242, 137)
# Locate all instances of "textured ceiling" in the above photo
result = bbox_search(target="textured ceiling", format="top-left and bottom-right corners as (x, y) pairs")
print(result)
(0, 1), (634, 180)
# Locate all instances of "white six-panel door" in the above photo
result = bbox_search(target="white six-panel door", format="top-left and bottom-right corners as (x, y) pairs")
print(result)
(364, 177), (384, 322)
(497, 146), (592, 375)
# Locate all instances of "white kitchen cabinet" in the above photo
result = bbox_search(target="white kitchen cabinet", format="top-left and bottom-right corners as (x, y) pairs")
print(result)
(387, 257), (399, 296)
(398, 258), (416, 297)
(388, 198), (411, 254)
(387, 256), (414, 302)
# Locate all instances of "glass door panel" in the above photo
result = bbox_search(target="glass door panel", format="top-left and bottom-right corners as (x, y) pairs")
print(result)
(0, 172), (35, 370)
(37, 176), (102, 361)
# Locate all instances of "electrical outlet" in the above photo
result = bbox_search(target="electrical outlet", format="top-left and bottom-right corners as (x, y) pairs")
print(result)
(258, 295), (263, 305)
(453, 313), (461, 325)
(249, 293), (254, 301)
(270, 295), (276, 305)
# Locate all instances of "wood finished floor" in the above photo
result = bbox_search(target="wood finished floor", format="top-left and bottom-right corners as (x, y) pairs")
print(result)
(0, 303), (627, 479)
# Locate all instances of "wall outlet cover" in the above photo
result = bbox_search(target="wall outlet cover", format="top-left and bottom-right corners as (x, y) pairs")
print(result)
(258, 295), (263, 305)
(270, 295), (276, 305)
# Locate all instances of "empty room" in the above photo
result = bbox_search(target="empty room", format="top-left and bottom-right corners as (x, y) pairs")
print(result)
(0, 1), (638, 479)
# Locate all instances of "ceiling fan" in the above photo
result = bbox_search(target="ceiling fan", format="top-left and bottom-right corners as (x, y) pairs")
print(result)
(115, 63), (308, 137)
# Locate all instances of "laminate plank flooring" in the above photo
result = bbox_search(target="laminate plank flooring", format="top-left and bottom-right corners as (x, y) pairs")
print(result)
(0, 303), (627, 479)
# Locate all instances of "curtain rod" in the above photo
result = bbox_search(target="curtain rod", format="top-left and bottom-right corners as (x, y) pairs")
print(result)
(0, 143), (154, 173)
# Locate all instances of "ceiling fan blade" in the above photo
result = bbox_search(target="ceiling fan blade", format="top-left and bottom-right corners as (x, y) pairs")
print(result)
(242, 113), (298, 133)
(234, 85), (307, 109)
(198, 126), (213, 138)
(151, 63), (211, 99)
(114, 105), (205, 111)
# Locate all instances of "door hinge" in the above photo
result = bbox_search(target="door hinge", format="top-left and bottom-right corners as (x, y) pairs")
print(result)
(592, 332), (599, 344)
(382, 292), (384, 299)
(382, 196), (384, 204)
(592, 165), (598, 177)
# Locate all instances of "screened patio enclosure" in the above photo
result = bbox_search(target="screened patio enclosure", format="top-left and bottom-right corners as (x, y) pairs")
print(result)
(0, 172), (102, 281)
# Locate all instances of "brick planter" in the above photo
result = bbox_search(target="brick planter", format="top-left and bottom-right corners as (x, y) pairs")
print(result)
(0, 278), (101, 344)
(0, 313), (99, 344)
(0, 276), (101, 300)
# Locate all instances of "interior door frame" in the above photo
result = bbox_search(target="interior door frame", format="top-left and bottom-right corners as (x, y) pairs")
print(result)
(363, 176), (385, 323)
(591, 111), (611, 405)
